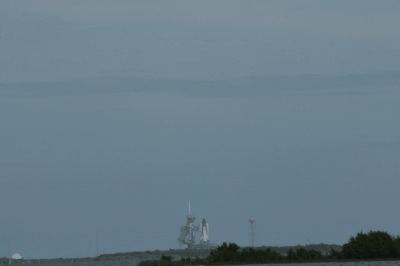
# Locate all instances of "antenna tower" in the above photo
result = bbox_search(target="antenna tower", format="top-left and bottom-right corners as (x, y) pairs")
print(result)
(249, 216), (256, 247)
(96, 231), (99, 257)
(9, 237), (11, 265)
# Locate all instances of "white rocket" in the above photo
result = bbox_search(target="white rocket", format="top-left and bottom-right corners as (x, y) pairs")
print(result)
(200, 218), (210, 242)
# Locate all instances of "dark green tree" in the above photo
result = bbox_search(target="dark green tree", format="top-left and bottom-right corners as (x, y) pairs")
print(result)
(307, 249), (323, 260)
(328, 247), (344, 259)
(393, 235), (400, 257)
(342, 230), (398, 259)
(160, 255), (173, 262)
(180, 256), (191, 263)
(264, 248), (283, 261)
(287, 248), (297, 260)
(295, 247), (309, 260)
(208, 242), (240, 262)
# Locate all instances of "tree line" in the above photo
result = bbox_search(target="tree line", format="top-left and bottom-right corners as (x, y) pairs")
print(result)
(139, 230), (400, 266)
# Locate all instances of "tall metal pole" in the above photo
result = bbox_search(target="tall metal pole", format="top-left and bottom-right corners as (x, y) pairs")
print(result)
(9, 237), (11, 265)
(96, 231), (99, 257)
(251, 222), (255, 247)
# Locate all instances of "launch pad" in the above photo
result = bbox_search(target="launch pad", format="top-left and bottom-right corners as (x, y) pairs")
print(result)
(177, 201), (217, 250)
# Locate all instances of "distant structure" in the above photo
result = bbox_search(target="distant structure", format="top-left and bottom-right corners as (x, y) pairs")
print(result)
(199, 218), (210, 245)
(12, 253), (22, 260)
(178, 201), (199, 249)
(249, 216), (256, 247)
(178, 201), (217, 249)
(9, 238), (11, 265)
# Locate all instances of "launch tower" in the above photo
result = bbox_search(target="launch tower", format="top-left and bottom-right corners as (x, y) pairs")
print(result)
(177, 201), (217, 249)
(178, 201), (199, 249)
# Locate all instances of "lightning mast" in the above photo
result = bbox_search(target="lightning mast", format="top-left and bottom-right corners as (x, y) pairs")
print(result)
(249, 216), (256, 247)
(9, 237), (11, 265)
(96, 231), (99, 257)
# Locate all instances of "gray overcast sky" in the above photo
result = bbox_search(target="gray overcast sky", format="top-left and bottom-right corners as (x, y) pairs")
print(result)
(0, 0), (400, 259)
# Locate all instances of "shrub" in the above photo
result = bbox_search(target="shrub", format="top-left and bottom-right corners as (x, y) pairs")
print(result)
(328, 247), (344, 259)
(393, 235), (400, 257)
(295, 247), (309, 260)
(180, 257), (191, 263)
(307, 249), (323, 259)
(161, 255), (173, 262)
(342, 230), (398, 259)
(287, 248), (297, 260)
(208, 242), (240, 262)
(264, 247), (283, 260)
(193, 256), (205, 263)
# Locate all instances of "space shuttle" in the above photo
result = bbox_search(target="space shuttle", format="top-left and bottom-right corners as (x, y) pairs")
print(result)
(200, 218), (210, 243)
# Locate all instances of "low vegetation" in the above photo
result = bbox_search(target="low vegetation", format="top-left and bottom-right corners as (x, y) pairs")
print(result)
(138, 230), (400, 265)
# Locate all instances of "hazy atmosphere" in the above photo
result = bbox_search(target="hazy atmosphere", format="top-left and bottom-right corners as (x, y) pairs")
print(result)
(1, 0), (400, 259)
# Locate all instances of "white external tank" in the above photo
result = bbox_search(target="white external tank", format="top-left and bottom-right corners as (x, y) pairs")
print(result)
(200, 218), (210, 242)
